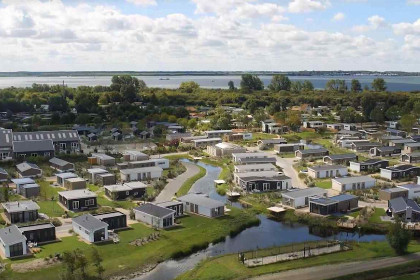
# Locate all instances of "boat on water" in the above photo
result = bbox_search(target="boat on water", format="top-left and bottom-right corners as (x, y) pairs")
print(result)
(159, 77), (170, 80)
(226, 191), (241, 199)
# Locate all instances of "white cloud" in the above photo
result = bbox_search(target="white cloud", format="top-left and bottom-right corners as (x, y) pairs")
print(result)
(353, 15), (387, 32)
(393, 19), (420, 35)
(332, 12), (345, 21)
(126, 0), (157, 6)
(407, 0), (420, 5)
(288, 0), (330, 13)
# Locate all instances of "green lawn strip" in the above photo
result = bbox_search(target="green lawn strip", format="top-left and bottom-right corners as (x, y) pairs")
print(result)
(37, 201), (65, 217)
(239, 193), (282, 214)
(313, 138), (352, 155)
(38, 180), (62, 200)
(368, 208), (387, 224)
(176, 165), (206, 196)
(277, 152), (295, 158)
(164, 154), (193, 160)
(315, 179), (332, 189)
(3, 208), (259, 280)
(252, 133), (279, 140)
(328, 260), (420, 280)
(175, 241), (420, 280)
(96, 191), (136, 210)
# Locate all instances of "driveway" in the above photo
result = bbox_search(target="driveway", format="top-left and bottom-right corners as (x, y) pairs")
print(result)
(252, 252), (420, 280)
(274, 156), (305, 188)
(154, 161), (200, 203)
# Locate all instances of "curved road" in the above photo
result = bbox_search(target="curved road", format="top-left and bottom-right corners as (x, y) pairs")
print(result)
(252, 252), (420, 280)
(154, 161), (200, 203)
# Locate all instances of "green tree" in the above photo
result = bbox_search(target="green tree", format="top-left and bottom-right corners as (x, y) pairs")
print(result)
(188, 118), (197, 129)
(48, 95), (69, 112)
(179, 81), (200, 93)
(2, 183), (9, 202)
(372, 78), (387, 91)
(369, 107), (385, 123)
(268, 75), (291, 91)
(91, 248), (105, 279)
(361, 95), (376, 119)
(290, 81), (303, 93)
(387, 218), (411, 255)
(325, 79), (347, 93)
(253, 109), (268, 124)
(74, 249), (88, 279)
(111, 75), (144, 103)
(240, 74), (264, 93)
(400, 114), (416, 132)
(385, 105), (401, 121)
(302, 80), (314, 91)
(228, 80), (235, 91)
(351, 79), (362, 92)
(61, 251), (76, 280)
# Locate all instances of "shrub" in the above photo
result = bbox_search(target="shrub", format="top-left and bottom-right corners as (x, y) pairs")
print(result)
(51, 218), (62, 227)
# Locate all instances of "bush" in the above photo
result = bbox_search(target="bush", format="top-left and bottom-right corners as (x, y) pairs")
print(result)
(51, 218), (62, 227)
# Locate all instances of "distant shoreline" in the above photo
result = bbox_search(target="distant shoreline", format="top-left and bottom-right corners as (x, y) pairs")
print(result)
(0, 71), (419, 77)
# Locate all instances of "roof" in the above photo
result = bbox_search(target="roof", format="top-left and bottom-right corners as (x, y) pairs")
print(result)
(178, 193), (225, 208)
(376, 146), (400, 152)
(387, 165), (419, 172)
(234, 163), (276, 172)
(65, 177), (85, 183)
(405, 152), (420, 157)
(91, 153), (114, 160)
(332, 176), (375, 184)
(282, 187), (326, 199)
(297, 148), (328, 154)
(330, 194), (358, 202)
(124, 150), (148, 157)
(352, 142), (381, 147)
(156, 200), (183, 207)
(239, 157), (277, 163)
(58, 189), (97, 199)
(205, 130), (232, 134)
(72, 214), (108, 231)
(386, 128), (406, 134)
(389, 197), (420, 213)
(13, 139), (54, 153)
(11, 178), (35, 185)
(123, 181), (147, 189)
(2, 200), (40, 213)
(93, 211), (126, 220)
(120, 166), (163, 174)
(398, 184), (420, 190)
(56, 172), (77, 180)
(0, 225), (26, 245)
(87, 168), (107, 174)
(16, 162), (40, 172)
(232, 152), (273, 158)
(324, 153), (356, 160)
(105, 184), (131, 192)
(275, 143), (304, 147)
(192, 137), (222, 143)
(21, 183), (39, 189)
(18, 223), (55, 233)
(310, 197), (337, 205)
(381, 187), (408, 193)
(308, 165), (347, 171)
(0, 129), (13, 147)
(49, 157), (72, 167)
(236, 170), (283, 179)
(390, 139), (416, 144)
(214, 142), (245, 150)
(134, 203), (175, 218)
(362, 159), (389, 164)
(12, 130), (79, 142)
(259, 139), (287, 144)
(405, 143), (420, 147)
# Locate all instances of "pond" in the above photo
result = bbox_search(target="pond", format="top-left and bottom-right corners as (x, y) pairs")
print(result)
(136, 160), (386, 280)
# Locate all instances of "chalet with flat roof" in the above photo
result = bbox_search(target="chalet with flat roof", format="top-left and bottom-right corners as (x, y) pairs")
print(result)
(282, 187), (327, 208)
(326, 123), (344, 131)
(122, 150), (149, 162)
(155, 201), (184, 217)
(18, 183), (40, 198)
(206, 142), (246, 157)
(401, 152), (420, 163)
(56, 172), (77, 187)
(380, 165), (420, 180)
(307, 165), (348, 179)
(2, 200), (40, 224)
(11, 178), (35, 192)
(274, 143), (304, 154)
(87, 168), (108, 184)
(105, 181), (147, 200)
(349, 159), (389, 173)
(92, 211), (127, 230)
(310, 194), (358, 215)
(379, 188), (408, 201)
(370, 146), (401, 157)
(178, 193), (225, 218)
(16, 162), (42, 178)
(234, 163), (276, 173)
(18, 223), (56, 244)
(134, 203), (175, 228)
(120, 166), (163, 182)
(389, 139), (416, 148)
(404, 143), (420, 154)
(192, 138), (222, 148)
(386, 128), (407, 138)
(295, 148), (329, 160)
(323, 153), (357, 165)
(72, 214), (108, 243)
(58, 189), (97, 211)
(232, 152), (277, 165)
(166, 132), (192, 142)
(234, 171), (291, 192)
(49, 157), (75, 172)
(350, 142), (381, 152)
(89, 153), (115, 166)
(204, 130), (233, 138)
(303, 121), (325, 129)
(257, 138), (287, 150)
(332, 176), (376, 192)
(64, 177), (87, 190)
(397, 184), (420, 199)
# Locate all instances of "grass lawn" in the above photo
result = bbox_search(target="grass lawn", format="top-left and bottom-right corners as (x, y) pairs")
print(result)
(252, 133), (278, 140)
(37, 201), (65, 217)
(96, 191), (136, 209)
(177, 165), (206, 197)
(2, 207), (259, 280)
(278, 152), (295, 158)
(38, 181), (63, 200)
(239, 193), (282, 214)
(315, 180), (332, 189)
(368, 208), (386, 224)
(313, 139), (352, 155)
(164, 154), (192, 160)
(175, 241), (420, 280)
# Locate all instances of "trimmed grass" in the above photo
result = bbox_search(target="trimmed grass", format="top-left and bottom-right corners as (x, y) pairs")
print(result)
(37, 200), (65, 217)
(239, 193), (283, 214)
(175, 241), (420, 280)
(96, 191), (136, 209)
(164, 154), (193, 160)
(368, 208), (386, 224)
(313, 138), (353, 155)
(2, 207), (259, 280)
(177, 165), (206, 197)
(315, 180), (332, 189)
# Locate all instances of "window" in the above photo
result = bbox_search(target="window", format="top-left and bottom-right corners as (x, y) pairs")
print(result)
(163, 216), (172, 227)
(31, 153), (38, 157)
(73, 201), (80, 209)
(85, 199), (95, 206)
(126, 191), (130, 195)
(44, 152), (50, 157)
(9, 243), (23, 257)
(60, 143), (66, 150)
(263, 183), (269, 191)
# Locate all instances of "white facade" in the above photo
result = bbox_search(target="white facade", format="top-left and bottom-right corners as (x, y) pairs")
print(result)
(332, 176), (376, 192)
(397, 184), (420, 199)
(380, 168), (393, 180)
(72, 221), (108, 243)
(120, 167), (163, 182)
(150, 158), (170, 169)
(307, 166), (348, 179)
(134, 209), (174, 228)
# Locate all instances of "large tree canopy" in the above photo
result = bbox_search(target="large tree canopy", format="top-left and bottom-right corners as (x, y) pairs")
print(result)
(110, 75), (146, 103)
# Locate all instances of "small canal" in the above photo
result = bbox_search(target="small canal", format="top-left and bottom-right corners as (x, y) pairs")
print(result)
(136, 160), (386, 280)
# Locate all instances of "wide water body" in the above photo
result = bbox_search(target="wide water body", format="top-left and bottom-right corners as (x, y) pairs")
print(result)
(0, 75), (419, 92)
(136, 160), (385, 280)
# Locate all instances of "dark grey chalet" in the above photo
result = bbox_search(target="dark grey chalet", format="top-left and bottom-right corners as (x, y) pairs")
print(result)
(18, 223), (56, 244)
(13, 139), (55, 159)
(104, 181), (147, 200)
(156, 201), (184, 217)
(93, 211), (127, 230)
(49, 157), (75, 172)
(58, 189), (97, 211)
(2, 200), (40, 224)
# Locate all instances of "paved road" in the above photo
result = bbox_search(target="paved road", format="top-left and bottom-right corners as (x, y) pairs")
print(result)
(252, 252), (420, 280)
(154, 161), (200, 203)
(274, 155), (305, 188)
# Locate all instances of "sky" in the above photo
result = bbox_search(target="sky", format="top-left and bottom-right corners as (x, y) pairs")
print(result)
(0, 0), (419, 72)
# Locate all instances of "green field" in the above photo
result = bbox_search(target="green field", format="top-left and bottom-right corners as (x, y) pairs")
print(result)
(2, 207), (259, 280)
(315, 180), (332, 189)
